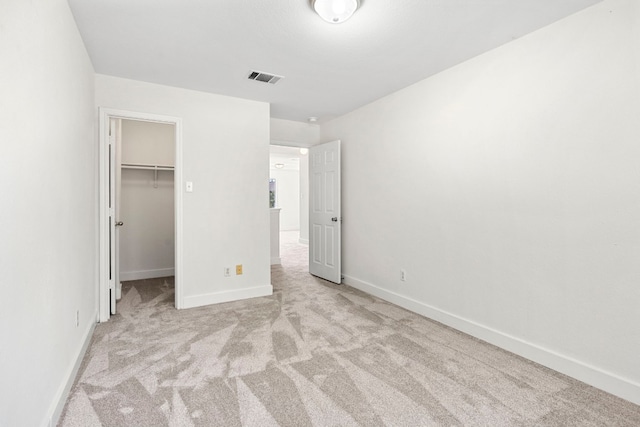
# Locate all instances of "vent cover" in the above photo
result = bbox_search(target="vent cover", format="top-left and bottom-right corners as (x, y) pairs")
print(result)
(247, 70), (283, 85)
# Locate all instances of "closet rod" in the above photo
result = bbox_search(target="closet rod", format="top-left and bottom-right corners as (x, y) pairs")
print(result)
(121, 163), (174, 171)
(121, 163), (174, 188)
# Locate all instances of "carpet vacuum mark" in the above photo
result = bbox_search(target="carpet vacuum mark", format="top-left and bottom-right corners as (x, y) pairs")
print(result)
(59, 233), (640, 426)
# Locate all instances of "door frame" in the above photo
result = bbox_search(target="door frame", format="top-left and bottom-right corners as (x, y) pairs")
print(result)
(98, 108), (184, 322)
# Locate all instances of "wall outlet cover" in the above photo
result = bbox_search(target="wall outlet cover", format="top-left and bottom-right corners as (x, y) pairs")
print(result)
(236, 264), (243, 275)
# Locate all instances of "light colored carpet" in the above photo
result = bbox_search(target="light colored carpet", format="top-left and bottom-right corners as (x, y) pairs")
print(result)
(59, 231), (640, 426)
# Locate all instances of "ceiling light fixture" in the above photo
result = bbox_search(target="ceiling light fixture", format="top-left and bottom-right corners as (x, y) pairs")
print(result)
(300, 148), (309, 155)
(312, 0), (360, 24)
(274, 163), (285, 169)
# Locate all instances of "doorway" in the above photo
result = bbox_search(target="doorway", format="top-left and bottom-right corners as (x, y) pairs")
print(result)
(119, 118), (175, 285)
(269, 144), (309, 269)
(99, 108), (183, 322)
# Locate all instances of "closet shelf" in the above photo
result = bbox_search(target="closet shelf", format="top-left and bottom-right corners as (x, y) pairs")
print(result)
(121, 163), (174, 188)
(121, 163), (174, 171)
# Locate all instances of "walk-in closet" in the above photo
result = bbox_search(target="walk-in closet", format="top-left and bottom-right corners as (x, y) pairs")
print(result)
(118, 119), (176, 285)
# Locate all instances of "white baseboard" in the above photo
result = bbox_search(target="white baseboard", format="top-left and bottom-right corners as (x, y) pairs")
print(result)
(342, 274), (640, 406)
(298, 238), (309, 245)
(120, 268), (175, 281)
(46, 314), (97, 427)
(182, 284), (273, 309)
(271, 257), (281, 265)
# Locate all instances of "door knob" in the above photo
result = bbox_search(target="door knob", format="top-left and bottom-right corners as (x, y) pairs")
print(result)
(115, 221), (124, 227)
(331, 217), (338, 222)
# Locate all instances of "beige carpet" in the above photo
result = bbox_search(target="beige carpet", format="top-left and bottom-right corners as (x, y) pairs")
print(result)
(59, 231), (640, 426)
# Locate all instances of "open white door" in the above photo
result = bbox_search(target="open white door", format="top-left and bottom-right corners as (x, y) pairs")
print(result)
(309, 140), (341, 284)
(108, 118), (121, 315)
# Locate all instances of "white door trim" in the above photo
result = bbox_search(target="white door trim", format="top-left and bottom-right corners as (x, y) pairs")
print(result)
(98, 108), (184, 322)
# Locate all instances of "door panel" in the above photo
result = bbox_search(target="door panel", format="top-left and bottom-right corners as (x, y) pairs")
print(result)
(309, 140), (341, 284)
(325, 227), (335, 267)
(325, 172), (336, 212)
(312, 172), (322, 212)
(108, 118), (121, 315)
(108, 119), (116, 314)
(312, 224), (322, 263)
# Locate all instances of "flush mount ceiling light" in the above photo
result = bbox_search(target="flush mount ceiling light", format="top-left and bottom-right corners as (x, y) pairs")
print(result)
(274, 163), (285, 169)
(312, 0), (360, 24)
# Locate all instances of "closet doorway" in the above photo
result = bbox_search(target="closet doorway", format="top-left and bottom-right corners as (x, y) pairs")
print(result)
(119, 118), (175, 283)
(99, 109), (183, 322)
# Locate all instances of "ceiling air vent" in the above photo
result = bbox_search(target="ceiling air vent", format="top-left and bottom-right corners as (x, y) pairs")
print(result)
(247, 70), (283, 85)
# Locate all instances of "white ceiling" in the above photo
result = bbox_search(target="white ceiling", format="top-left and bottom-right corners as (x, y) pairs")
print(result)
(68, 0), (601, 123)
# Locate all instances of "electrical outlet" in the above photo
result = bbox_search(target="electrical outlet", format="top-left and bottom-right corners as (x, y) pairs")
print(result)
(224, 267), (231, 277)
(236, 264), (243, 275)
(76, 310), (80, 327)
(400, 270), (406, 282)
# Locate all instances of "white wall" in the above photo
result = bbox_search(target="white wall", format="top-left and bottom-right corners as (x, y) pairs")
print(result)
(270, 118), (320, 147)
(321, 0), (640, 404)
(96, 75), (272, 308)
(120, 169), (175, 279)
(121, 119), (175, 166)
(0, 0), (97, 426)
(120, 120), (175, 280)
